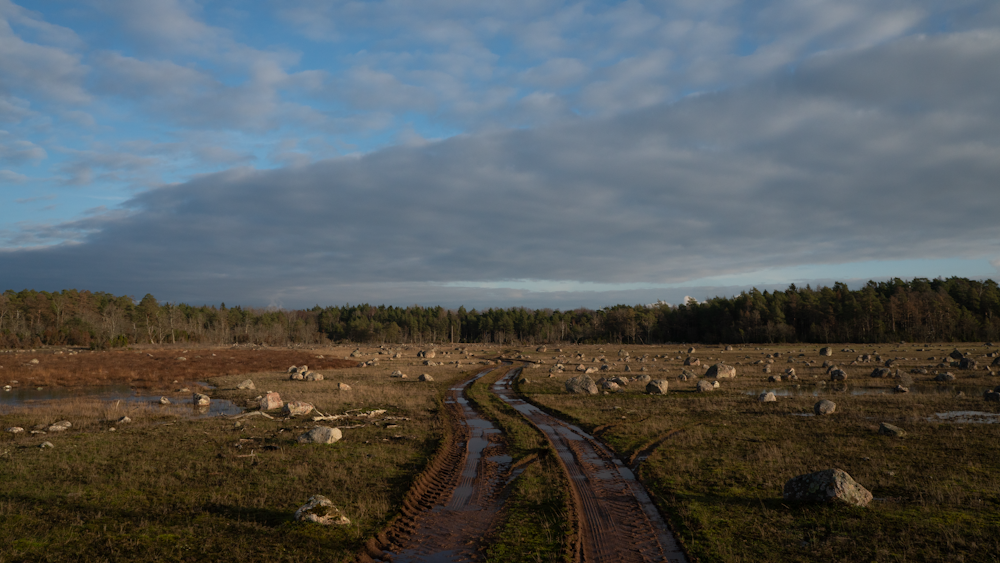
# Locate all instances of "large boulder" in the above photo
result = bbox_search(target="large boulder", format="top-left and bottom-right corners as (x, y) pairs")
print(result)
(646, 380), (669, 394)
(783, 468), (872, 507)
(259, 392), (283, 411)
(294, 495), (351, 525)
(820, 347), (833, 357)
(705, 363), (736, 379)
(284, 401), (315, 416)
(297, 426), (342, 444)
(814, 400), (836, 415)
(696, 379), (715, 392)
(565, 375), (598, 395)
(959, 358), (978, 370)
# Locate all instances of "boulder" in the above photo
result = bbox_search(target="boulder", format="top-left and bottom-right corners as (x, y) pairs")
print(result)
(536, 346), (547, 352)
(585, 367), (599, 374)
(893, 385), (909, 393)
(705, 363), (736, 379)
(284, 401), (315, 416)
(415, 373), (433, 382)
(949, 349), (964, 360)
(830, 369), (848, 381)
(304, 371), (324, 381)
(820, 347), (833, 357)
(294, 495), (351, 526)
(351, 349), (363, 358)
(724, 345), (734, 351)
(237, 379), (256, 390)
(159, 396), (171, 405)
(984, 391), (1000, 402)
(646, 380), (669, 394)
(696, 379), (715, 392)
(576, 364), (587, 372)
(631, 374), (651, 385)
(565, 375), (598, 395)
(814, 399), (836, 415)
(6, 427), (24, 434)
(117, 416), (131, 424)
(878, 422), (905, 437)
(783, 468), (872, 507)
(297, 426), (342, 444)
(959, 358), (977, 370)
(934, 372), (955, 382)
(683, 357), (701, 366)
(687, 347), (696, 354)
(338, 382), (352, 391)
(289, 371), (305, 381)
(40, 441), (54, 449)
(759, 391), (777, 402)
(870, 367), (891, 378)
(259, 392), (283, 411)
(193, 393), (211, 407)
(601, 380), (619, 391)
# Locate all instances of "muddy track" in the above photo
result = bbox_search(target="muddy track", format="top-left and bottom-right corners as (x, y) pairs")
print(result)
(359, 368), (516, 563)
(492, 367), (688, 563)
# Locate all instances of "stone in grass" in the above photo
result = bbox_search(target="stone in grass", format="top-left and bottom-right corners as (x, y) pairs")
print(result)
(193, 393), (211, 407)
(705, 363), (736, 379)
(6, 427), (24, 434)
(259, 392), (283, 411)
(814, 400), (836, 415)
(759, 391), (777, 402)
(304, 371), (324, 381)
(646, 380), (669, 394)
(934, 372), (955, 382)
(878, 422), (905, 437)
(284, 401), (314, 416)
(237, 379), (256, 390)
(297, 426), (342, 444)
(48, 421), (72, 432)
(295, 495), (351, 526)
(518, 377), (530, 385)
(820, 347), (833, 357)
(783, 468), (872, 507)
(40, 441), (54, 449)
(565, 375), (598, 395)
(159, 396), (171, 405)
(696, 379), (715, 392)
(984, 391), (1000, 403)
(418, 373), (434, 382)
(830, 369), (848, 381)
(338, 382), (352, 391)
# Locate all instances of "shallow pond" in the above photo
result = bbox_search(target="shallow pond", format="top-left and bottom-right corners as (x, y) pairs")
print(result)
(0, 384), (242, 417)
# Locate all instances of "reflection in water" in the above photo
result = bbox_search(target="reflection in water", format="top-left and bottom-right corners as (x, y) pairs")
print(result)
(744, 384), (985, 398)
(0, 384), (242, 417)
(931, 411), (1000, 424)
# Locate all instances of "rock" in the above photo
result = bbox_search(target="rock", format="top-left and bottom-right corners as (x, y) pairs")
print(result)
(159, 396), (171, 405)
(565, 375), (598, 395)
(820, 347), (833, 357)
(783, 468), (872, 507)
(294, 495), (351, 525)
(696, 379), (714, 392)
(949, 349), (964, 360)
(934, 372), (955, 382)
(705, 363), (736, 379)
(759, 391), (777, 402)
(48, 421), (71, 432)
(878, 422), (905, 437)
(768, 375), (781, 383)
(610, 376), (628, 387)
(870, 367), (891, 378)
(304, 371), (324, 381)
(536, 346), (547, 352)
(585, 367), (598, 374)
(713, 381), (720, 388)
(519, 377), (530, 384)
(351, 349), (363, 358)
(418, 373), (434, 382)
(40, 441), (54, 449)
(959, 358), (977, 370)
(193, 393), (211, 407)
(814, 399), (836, 415)
(984, 391), (1000, 402)
(284, 401), (315, 416)
(390, 370), (404, 376)
(259, 392), (283, 411)
(576, 364), (587, 372)
(724, 345), (734, 351)
(631, 374), (651, 384)
(289, 371), (305, 381)
(6, 427), (24, 433)
(338, 382), (352, 391)
(297, 426), (342, 444)
(237, 379), (256, 390)
(287, 365), (300, 374)
(830, 369), (847, 381)
(893, 385), (909, 393)
(117, 416), (131, 424)
(683, 357), (700, 366)
(687, 347), (696, 354)
(601, 380), (620, 391)
(646, 379), (669, 394)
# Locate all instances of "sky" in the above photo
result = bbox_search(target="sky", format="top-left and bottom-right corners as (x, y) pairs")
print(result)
(1, 0), (999, 309)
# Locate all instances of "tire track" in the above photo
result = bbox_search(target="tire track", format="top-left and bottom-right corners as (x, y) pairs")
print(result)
(360, 367), (515, 563)
(491, 367), (688, 563)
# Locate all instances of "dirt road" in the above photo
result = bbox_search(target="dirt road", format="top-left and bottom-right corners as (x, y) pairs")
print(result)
(492, 367), (688, 563)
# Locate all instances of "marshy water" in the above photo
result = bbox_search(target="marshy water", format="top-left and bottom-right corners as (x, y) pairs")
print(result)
(0, 383), (242, 416)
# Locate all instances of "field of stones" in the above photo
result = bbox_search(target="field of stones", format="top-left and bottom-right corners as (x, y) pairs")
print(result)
(1, 341), (998, 562)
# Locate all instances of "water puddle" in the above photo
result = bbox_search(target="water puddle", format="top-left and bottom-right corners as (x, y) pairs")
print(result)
(0, 384), (241, 417)
(745, 384), (982, 397)
(930, 411), (1000, 424)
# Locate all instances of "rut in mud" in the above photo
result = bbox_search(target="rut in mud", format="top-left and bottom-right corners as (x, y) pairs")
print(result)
(492, 367), (688, 563)
(362, 368), (517, 563)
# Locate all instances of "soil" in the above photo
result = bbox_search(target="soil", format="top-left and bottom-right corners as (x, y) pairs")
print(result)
(0, 347), (356, 389)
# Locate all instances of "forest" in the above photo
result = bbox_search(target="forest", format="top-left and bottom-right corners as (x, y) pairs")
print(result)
(1, 277), (999, 348)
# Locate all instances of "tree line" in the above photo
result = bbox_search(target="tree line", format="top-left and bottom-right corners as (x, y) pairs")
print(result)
(1, 277), (998, 349)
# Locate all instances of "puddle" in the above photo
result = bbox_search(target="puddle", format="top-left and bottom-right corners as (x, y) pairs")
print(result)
(745, 384), (983, 397)
(0, 384), (242, 417)
(930, 411), (1000, 424)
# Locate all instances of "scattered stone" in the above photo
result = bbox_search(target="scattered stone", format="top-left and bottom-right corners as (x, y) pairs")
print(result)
(176, 357), (186, 361)
(297, 426), (342, 444)
(984, 391), (1000, 402)
(724, 345), (733, 351)
(351, 349), (363, 358)
(565, 375), (598, 395)
(6, 427), (24, 434)
(820, 347), (833, 357)
(893, 385), (909, 393)
(159, 396), (171, 405)
(259, 392), (283, 411)
(878, 422), (905, 437)
(830, 369), (847, 381)
(949, 349), (964, 360)
(289, 371), (305, 381)
(705, 363), (736, 379)
(294, 495), (351, 525)
(687, 347), (696, 354)
(601, 380), (620, 391)
(48, 421), (71, 432)
(631, 374), (652, 385)
(117, 416), (131, 424)
(536, 345), (547, 352)
(237, 379), (256, 390)
(684, 357), (701, 366)
(759, 391), (777, 402)
(284, 401), (315, 416)
(338, 382), (352, 391)
(576, 364), (587, 372)
(193, 393), (211, 407)
(585, 367), (598, 374)
(814, 400), (836, 415)
(40, 441), (54, 449)
(870, 367), (891, 378)
(646, 380), (669, 394)
(959, 358), (978, 370)
(304, 371), (324, 381)
(783, 468), (872, 507)
(934, 372), (955, 382)
(696, 379), (714, 392)
(418, 373), (434, 382)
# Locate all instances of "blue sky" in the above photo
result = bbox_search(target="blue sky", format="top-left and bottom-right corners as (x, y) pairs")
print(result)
(1, 0), (999, 308)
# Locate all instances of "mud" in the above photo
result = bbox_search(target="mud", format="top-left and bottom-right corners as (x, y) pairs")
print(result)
(492, 367), (688, 563)
(360, 368), (512, 563)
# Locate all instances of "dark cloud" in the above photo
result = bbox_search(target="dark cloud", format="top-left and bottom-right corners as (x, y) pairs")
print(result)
(2, 28), (999, 307)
